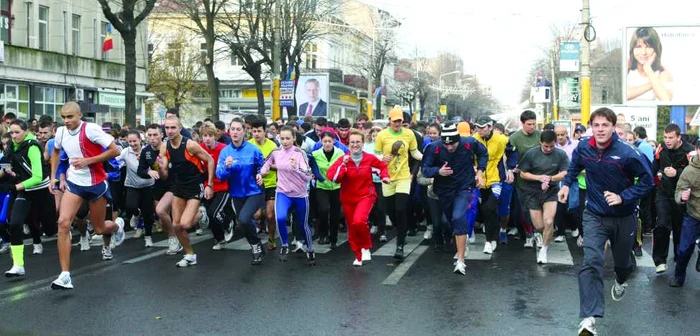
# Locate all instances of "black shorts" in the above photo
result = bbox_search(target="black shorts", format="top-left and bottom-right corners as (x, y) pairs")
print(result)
(522, 187), (559, 211)
(264, 187), (276, 201)
(153, 182), (173, 201)
(172, 182), (204, 201)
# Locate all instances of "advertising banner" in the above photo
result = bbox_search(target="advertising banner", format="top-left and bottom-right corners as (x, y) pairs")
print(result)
(592, 105), (658, 140)
(280, 80), (295, 107)
(624, 26), (700, 105)
(559, 41), (580, 72)
(296, 73), (329, 117)
(558, 77), (580, 109)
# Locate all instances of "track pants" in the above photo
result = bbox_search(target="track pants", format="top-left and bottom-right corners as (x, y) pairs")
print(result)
(205, 191), (233, 242)
(427, 196), (449, 246)
(579, 210), (636, 318)
(315, 188), (340, 243)
(653, 193), (685, 265)
(343, 196), (375, 261)
(673, 214), (700, 282)
(276, 192), (313, 252)
(232, 194), (264, 245)
(369, 183), (387, 234)
(124, 187), (154, 236)
(480, 188), (500, 242)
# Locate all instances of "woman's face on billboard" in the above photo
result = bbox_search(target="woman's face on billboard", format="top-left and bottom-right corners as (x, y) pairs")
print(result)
(633, 39), (655, 65)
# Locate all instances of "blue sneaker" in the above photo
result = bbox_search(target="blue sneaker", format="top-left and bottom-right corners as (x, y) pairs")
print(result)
(499, 230), (508, 244)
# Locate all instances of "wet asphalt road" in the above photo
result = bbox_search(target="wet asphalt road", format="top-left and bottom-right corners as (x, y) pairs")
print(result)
(0, 228), (699, 336)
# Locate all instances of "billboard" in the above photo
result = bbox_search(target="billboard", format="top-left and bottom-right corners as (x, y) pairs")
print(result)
(559, 41), (580, 72)
(295, 73), (329, 117)
(624, 25), (700, 105)
(592, 105), (658, 140)
(558, 77), (580, 109)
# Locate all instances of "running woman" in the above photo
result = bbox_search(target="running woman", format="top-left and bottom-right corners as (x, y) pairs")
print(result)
(261, 126), (316, 265)
(2, 120), (57, 277)
(49, 102), (125, 289)
(159, 116), (214, 268)
(117, 130), (155, 247)
(328, 130), (389, 266)
(248, 117), (278, 250)
(312, 131), (343, 248)
(216, 118), (266, 264)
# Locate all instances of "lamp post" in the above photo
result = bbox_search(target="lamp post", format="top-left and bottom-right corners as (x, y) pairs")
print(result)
(438, 70), (461, 116)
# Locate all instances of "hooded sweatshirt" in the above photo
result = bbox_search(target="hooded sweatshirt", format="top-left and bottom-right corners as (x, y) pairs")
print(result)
(8, 132), (49, 191)
(676, 154), (700, 220)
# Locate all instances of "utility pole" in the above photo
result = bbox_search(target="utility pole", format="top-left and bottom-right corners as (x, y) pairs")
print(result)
(271, 0), (281, 120)
(580, 0), (591, 126)
(550, 42), (558, 122)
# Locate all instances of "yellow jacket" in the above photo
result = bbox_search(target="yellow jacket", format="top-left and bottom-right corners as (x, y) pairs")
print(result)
(473, 132), (514, 188)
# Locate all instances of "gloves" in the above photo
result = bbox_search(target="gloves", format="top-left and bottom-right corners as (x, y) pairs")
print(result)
(0, 184), (16, 193)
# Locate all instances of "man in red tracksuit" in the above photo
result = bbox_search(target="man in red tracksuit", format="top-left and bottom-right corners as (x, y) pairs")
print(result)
(328, 130), (389, 266)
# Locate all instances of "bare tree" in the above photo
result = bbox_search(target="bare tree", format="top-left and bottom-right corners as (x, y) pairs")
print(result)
(217, 0), (273, 117)
(98, 0), (158, 126)
(148, 35), (206, 110)
(171, 0), (229, 121)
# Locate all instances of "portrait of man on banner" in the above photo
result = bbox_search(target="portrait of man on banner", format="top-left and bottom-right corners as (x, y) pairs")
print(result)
(297, 75), (329, 117)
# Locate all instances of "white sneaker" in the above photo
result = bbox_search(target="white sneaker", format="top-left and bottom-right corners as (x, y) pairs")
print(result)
(80, 235), (91, 251)
(102, 246), (113, 260)
(212, 242), (223, 251)
(361, 248), (372, 262)
(133, 228), (143, 239)
(423, 225), (433, 240)
(144, 236), (153, 247)
(468, 235), (476, 244)
(224, 220), (235, 242)
(5, 265), (25, 277)
(23, 224), (31, 235)
(33, 243), (43, 255)
(379, 234), (388, 242)
(51, 272), (73, 290)
(537, 248), (548, 264)
(113, 217), (126, 247)
(490, 240), (497, 252)
(198, 206), (209, 230)
(91, 234), (103, 243)
(571, 228), (580, 238)
(130, 215), (139, 229)
(176, 254), (197, 267)
(195, 228), (204, 236)
(554, 235), (565, 243)
(524, 237), (534, 249)
(453, 260), (466, 275)
(655, 264), (667, 274)
(508, 228), (519, 236)
(166, 237), (183, 255)
(292, 240), (306, 253)
(370, 226), (378, 235)
(0, 242), (10, 254)
(483, 242), (493, 254)
(577, 317), (597, 335)
(534, 232), (543, 249)
(577, 236), (584, 248)
(353, 259), (362, 267)
(611, 281), (628, 301)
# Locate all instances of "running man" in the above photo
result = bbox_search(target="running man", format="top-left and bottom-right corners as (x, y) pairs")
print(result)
(558, 108), (654, 335)
(249, 117), (278, 250)
(49, 102), (125, 289)
(159, 116), (215, 268)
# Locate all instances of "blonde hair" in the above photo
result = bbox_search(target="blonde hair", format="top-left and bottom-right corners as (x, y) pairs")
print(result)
(349, 129), (365, 142)
(200, 124), (218, 137)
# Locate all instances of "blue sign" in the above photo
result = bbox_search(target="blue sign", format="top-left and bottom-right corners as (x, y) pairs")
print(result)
(280, 80), (295, 107)
(559, 41), (580, 72)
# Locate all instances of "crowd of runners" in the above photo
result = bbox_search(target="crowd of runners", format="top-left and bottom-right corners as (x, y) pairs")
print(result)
(0, 103), (698, 335)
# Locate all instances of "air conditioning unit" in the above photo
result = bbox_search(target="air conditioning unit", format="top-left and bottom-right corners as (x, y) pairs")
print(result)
(76, 88), (85, 101)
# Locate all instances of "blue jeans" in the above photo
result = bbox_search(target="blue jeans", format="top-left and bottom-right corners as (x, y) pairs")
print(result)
(673, 214), (700, 281)
(427, 196), (449, 245)
(275, 192), (313, 252)
(439, 189), (474, 236)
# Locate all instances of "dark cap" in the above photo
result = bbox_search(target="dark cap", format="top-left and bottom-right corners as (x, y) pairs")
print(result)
(575, 125), (586, 133)
(543, 123), (555, 131)
(441, 123), (460, 145)
(474, 116), (493, 128)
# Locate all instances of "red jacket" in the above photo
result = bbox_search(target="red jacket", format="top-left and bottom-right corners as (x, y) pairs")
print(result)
(327, 152), (389, 204)
(200, 141), (228, 193)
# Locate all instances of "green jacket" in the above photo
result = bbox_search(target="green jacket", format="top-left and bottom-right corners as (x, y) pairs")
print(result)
(312, 147), (343, 190)
(676, 154), (700, 220)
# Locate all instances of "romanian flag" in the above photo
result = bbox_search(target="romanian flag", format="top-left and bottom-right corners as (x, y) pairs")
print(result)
(103, 24), (113, 52)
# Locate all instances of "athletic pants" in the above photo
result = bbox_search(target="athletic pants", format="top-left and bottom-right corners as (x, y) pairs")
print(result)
(2, 189), (57, 245)
(653, 193), (685, 265)
(204, 191), (233, 242)
(275, 192), (313, 251)
(480, 188), (500, 242)
(124, 187), (154, 236)
(427, 196), (449, 246)
(369, 183), (387, 234)
(232, 194), (264, 245)
(579, 210), (636, 318)
(673, 214), (700, 282)
(343, 196), (375, 261)
(315, 188), (340, 243)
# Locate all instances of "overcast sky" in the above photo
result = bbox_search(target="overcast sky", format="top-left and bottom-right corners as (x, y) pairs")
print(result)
(359, 0), (698, 109)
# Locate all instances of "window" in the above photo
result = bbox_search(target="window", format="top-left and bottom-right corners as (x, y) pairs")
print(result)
(230, 50), (240, 66)
(72, 15), (81, 55)
(33, 87), (66, 120)
(1, 84), (31, 119)
(100, 22), (108, 60)
(25, 3), (32, 46)
(304, 44), (318, 69)
(38, 6), (49, 50)
(167, 42), (182, 66)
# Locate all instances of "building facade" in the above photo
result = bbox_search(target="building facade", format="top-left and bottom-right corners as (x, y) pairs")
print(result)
(0, 0), (149, 125)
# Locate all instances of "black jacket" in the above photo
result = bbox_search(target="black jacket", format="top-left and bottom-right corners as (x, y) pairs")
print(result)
(654, 141), (694, 196)
(4, 138), (49, 189)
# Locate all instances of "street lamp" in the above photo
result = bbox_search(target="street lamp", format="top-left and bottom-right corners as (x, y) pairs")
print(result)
(438, 70), (461, 107)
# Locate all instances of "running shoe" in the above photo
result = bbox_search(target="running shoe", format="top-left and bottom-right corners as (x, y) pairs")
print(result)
(176, 254), (197, 267)
(524, 236), (534, 249)
(224, 220), (235, 242)
(534, 232), (543, 249)
(0, 242), (10, 254)
(102, 246), (113, 260)
(198, 206), (209, 230)
(113, 217), (126, 247)
(87, 221), (95, 236)
(611, 281), (628, 301)
(423, 225), (433, 240)
(353, 259), (362, 267)
(394, 245), (404, 260)
(468, 235), (476, 244)
(144, 236), (153, 248)
(577, 236), (584, 248)
(633, 245), (643, 257)
(507, 228), (518, 236)
(212, 241), (223, 251)
(130, 215), (139, 229)
(577, 317), (597, 336)
(554, 235), (566, 243)
(655, 264), (667, 274)
(453, 260), (466, 275)
(361, 248), (372, 262)
(306, 251), (316, 266)
(33, 243), (43, 255)
(279, 246), (289, 262)
(5, 265), (25, 278)
(499, 230), (508, 244)
(51, 272), (74, 290)
(195, 228), (204, 236)
(571, 228), (580, 238)
(23, 224), (30, 235)
(252, 242), (265, 265)
(133, 228), (143, 239)
(490, 240), (497, 252)
(537, 248), (548, 264)
(166, 236), (183, 255)
(379, 234), (388, 242)
(370, 226), (378, 235)
(292, 240), (306, 253)
(483, 242), (493, 255)
(80, 235), (90, 251)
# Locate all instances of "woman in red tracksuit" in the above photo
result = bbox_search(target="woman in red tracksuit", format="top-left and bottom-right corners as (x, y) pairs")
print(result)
(327, 130), (389, 266)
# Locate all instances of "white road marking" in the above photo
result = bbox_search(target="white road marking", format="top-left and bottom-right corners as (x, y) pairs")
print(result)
(372, 235), (423, 257)
(382, 246), (428, 285)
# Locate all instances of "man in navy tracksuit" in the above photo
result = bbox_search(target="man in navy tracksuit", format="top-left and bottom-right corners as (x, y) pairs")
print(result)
(557, 108), (654, 336)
